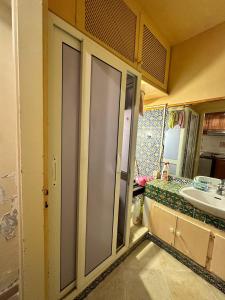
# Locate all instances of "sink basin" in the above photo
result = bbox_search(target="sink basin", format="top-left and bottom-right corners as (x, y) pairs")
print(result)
(180, 187), (225, 219)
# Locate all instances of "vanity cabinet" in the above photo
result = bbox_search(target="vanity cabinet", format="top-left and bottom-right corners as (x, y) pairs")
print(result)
(150, 201), (210, 267)
(210, 233), (225, 281)
(174, 216), (210, 267)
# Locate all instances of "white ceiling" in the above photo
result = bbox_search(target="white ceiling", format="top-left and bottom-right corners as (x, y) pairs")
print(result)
(138, 0), (225, 45)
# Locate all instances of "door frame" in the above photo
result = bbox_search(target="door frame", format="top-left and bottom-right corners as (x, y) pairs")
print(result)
(12, 0), (45, 299)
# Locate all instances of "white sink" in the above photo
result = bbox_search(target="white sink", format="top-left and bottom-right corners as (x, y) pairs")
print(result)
(180, 186), (225, 219)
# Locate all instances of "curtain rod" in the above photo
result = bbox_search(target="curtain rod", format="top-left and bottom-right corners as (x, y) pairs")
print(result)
(144, 102), (191, 111)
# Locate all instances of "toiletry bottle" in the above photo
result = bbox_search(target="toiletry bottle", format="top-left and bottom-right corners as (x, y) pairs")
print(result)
(153, 170), (161, 180)
(161, 162), (169, 181)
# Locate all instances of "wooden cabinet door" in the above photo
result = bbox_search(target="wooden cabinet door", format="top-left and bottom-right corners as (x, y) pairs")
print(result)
(210, 234), (225, 281)
(205, 113), (225, 131)
(174, 216), (210, 267)
(48, 0), (76, 26)
(214, 159), (225, 179)
(203, 116), (209, 133)
(208, 113), (219, 130)
(150, 203), (177, 246)
(76, 0), (140, 69)
(138, 15), (170, 90)
(220, 115), (225, 130)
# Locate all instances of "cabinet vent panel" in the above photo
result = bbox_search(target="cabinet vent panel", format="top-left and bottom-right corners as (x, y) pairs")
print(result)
(142, 25), (167, 84)
(85, 0), (137, 62)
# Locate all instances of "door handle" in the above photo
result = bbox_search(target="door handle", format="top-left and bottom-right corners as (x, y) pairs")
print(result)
(52, 156), (57, 186)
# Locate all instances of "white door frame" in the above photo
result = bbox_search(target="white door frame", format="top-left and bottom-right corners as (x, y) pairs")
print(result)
(12, 0), (45, 299)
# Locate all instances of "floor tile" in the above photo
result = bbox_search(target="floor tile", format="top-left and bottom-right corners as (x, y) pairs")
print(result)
(86, 241), (225, 300)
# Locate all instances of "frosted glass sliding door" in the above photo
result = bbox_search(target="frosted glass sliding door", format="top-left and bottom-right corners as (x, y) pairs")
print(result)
(48, 16), (141, 299)
(85, 56), (122, 275)
(117, 74), (136, 249)
(60, 43), (80, 290)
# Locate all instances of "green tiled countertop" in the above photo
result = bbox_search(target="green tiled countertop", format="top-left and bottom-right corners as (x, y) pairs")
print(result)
(145, 179), (225, 231)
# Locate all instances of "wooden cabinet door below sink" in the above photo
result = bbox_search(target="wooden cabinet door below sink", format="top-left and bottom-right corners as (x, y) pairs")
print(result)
(210, 233), (225, 281)
(174, 216), (211, 267)
(150, 203), (177, 246)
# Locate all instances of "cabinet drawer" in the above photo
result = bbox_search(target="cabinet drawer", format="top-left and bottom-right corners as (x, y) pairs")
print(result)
(174, 216), (210, 267)
(210, 234), (225, 281)
(150, 203), (177, 246)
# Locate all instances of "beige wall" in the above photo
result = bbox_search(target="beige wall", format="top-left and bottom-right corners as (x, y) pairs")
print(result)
(0, 1), (19, 295)
(200, 135), (225, 154)
(147, 21), (225, 107)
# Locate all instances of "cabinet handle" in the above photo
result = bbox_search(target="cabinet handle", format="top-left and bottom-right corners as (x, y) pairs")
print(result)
(169, 227), (174, 233)
(176, 231), (181, 237)
(52, 156), (57, 186)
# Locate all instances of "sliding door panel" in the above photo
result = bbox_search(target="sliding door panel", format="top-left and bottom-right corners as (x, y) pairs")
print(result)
(48, 17), (141, 299)
(85, 56), (121, 275)
(61, 43), (80, 290)
(117, 74), (136, 249)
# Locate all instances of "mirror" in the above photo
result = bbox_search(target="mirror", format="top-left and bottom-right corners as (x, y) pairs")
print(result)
(197, 111), (225, 180)
(136, 80), (225, 181)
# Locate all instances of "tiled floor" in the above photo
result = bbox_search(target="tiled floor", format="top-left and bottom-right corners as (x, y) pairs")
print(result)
(86, 240), (225, 300)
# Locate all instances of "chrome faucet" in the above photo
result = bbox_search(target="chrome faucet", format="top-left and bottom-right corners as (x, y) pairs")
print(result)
(217, 179), (225, 195)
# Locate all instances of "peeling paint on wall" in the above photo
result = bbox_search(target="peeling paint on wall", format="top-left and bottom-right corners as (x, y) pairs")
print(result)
(0, 173), (19, 294)
(0, 209), (18, 240)
(0, 174), (18, 240)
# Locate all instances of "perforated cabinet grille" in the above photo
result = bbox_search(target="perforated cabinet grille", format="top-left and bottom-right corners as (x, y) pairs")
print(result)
(85, 0), (137, 62)
(142, 25), (167, 84)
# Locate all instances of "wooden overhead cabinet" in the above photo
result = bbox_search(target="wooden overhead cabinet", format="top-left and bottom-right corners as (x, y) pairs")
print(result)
(48, 0), (171, 88)
(76, 0), (140, 69)
(48, 0), (76, 26)
(203, 112), (225, 133)
(138, 15), (170, 90)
